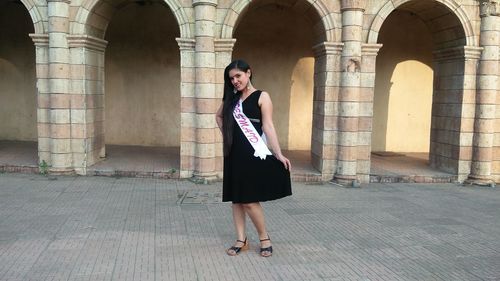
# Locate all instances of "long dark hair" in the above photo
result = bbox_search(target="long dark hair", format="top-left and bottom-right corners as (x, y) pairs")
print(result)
(222, 59), (252, 156)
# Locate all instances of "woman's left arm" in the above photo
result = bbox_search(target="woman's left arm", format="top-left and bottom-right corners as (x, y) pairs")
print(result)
(259, 92), (291, 170)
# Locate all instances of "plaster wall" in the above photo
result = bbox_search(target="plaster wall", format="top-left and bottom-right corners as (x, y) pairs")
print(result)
(104, 3), (180, 147)
(233, 3), (315, 150)
(289, 57), (314, 150)
(0, 2), (36, 141)
(373, 10), (433, 153)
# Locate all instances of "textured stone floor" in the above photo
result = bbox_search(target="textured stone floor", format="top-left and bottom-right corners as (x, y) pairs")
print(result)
(87, 145), (181, 178)
(0, 173), (499, 281)
(0, 141), (456, 183)
(0, 141), (37, 167)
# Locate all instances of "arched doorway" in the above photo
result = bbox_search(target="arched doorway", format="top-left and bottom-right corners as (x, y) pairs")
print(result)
(371, 0), (474, 182)
(232, 0), (326, 181)
(84, 0), (181, 177)
(0, 0), (37, 171)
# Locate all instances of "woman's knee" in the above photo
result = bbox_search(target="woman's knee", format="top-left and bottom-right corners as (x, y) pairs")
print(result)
(242, 202), (260, 210)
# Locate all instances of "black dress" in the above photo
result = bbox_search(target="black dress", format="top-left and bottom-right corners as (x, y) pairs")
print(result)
(223, 90), (292, 203)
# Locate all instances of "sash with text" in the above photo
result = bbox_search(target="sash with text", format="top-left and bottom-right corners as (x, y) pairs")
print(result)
(233, 99), (272, 160)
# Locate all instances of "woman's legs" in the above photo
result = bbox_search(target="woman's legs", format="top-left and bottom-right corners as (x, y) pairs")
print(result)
(232, 203), (246, 240)
(227, 203), (247, 255)
(242, 203), (272, 256)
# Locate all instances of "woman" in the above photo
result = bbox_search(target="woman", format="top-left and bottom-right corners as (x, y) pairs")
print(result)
(216, 60), (292, 257)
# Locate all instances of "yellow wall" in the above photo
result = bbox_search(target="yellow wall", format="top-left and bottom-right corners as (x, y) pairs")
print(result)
(289, 57), (314, 150)
(104, 3), (180, 147)
(233, 3), (315, 150)
(373, 10), (434, 153)
(0, 2), (36, 141)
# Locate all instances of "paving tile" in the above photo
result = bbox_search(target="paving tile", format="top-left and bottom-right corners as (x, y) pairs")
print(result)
(0, 174), (499, 280)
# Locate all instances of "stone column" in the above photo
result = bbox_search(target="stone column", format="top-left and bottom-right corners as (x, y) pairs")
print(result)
(192, 0), (218, 183)
(430, 46), (481, 182)
(357, 43), (382, 183)
(67, 35), (108, 175)
(468, 0), (499, 184)
(47, 0), (72, 174)
(311, 42), (343, 181)
(334, 0), (365, 185)
(30, 34), (50, 170)
(177, 38), (196, 179)
(214, 38), (236, 178)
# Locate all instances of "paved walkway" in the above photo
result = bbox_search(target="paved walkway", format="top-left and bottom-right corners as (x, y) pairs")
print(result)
(0, 174), (499, 281)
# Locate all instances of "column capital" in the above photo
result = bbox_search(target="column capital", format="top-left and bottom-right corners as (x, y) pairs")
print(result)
(176, 38), (196, 50)
(193, 0), (217, 7)
(30, 33), (49, 46)
(433, 46), (483, 61)
(313, 42), (344, 57)
(67, 35), (108, 52)
(464, 46), (484, 59)
(361, 43), (383, 56)
(340, 0), (365, 12)
(214, 38), (236, 52)
(480, 0), (500, 17)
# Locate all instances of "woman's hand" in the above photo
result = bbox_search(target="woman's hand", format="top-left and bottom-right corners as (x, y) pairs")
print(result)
(275, 153), (291, 171)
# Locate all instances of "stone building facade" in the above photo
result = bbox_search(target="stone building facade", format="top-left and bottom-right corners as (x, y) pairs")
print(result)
(1, 0), (499, 184)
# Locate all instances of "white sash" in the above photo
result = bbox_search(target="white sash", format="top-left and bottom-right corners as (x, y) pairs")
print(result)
(233, 99), (272, 160)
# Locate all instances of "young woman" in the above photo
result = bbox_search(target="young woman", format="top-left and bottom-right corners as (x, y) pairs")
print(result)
(216, 60), (292, 257)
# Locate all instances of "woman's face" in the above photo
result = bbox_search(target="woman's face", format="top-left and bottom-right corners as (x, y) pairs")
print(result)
(228, 68), (251, 92)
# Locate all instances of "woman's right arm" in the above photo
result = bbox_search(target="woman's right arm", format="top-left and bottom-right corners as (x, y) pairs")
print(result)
(216, 102), (224, 133)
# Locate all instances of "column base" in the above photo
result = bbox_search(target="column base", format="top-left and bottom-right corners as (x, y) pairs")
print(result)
(190, 172), (219, 184)
(332, 175), (361, 187)
(464, 175), (495, 187)
(48, 168), (76, 176)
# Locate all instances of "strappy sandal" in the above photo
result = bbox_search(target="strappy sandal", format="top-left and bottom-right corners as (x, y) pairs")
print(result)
(260, 235), (273, 257)
(226, 237), (249, 256)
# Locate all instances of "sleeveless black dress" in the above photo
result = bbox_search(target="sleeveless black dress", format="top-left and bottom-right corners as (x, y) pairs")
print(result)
(223, 90), (292, 203)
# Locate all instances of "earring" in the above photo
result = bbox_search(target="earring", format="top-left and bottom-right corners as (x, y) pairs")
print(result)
(247, 80), (252, 90)
(233, 87), (238, 94)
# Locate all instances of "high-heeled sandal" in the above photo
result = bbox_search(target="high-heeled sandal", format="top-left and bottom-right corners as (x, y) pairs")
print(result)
(260, 235), (273, 257)
(226, 237), (249, 256)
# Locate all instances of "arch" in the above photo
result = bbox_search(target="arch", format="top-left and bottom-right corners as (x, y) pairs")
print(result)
(367, 0), (477, 47)
(17, 0), (46, 34)
(220, 0), (336, 41)
(71, 0), (191, 38)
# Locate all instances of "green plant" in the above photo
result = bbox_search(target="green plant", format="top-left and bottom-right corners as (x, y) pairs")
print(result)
(39, 160), (50, 175)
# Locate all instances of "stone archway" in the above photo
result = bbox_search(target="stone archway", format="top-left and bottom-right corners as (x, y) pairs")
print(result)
(220, 0), (337, 42)
(368, 0), (481, 182)
(0, 0), (39, 172)
(18, 0), (45, 34)
(72, 0), (191, 39)
(225, 0), (338, 181)
(367, 0), (476, 47)
(69, 0), (183, 177)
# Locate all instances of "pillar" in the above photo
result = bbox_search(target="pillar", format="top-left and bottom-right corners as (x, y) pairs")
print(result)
(357, 43), (382, 183)
(468, 0), (500, 184)
(431, 46), (482, 182)
(67, 35), (108, 175)
(177, 38), (197, 179)
(311, 42), (343, 181)
(47, 0), (72, 174)
(214, 38), (236, 178)
(334, 0), (365, 185)
(192, 0), (218, 182)
(30, 34), (50, 170)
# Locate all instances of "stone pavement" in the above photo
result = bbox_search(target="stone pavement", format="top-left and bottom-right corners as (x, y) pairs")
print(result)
(0, 174), (499, 281)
